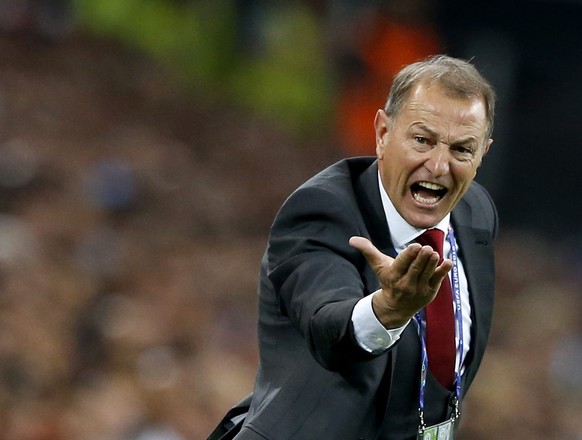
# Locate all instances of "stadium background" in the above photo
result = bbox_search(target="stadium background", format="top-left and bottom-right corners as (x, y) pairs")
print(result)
(0, 0), (580, 439)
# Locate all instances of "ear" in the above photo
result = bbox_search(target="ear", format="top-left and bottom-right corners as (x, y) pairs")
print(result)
(374, 110), (390, 159)
(476, 138), (494, 175)
(483, 138), (493, 157)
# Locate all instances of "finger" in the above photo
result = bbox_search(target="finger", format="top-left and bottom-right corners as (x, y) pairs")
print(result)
(430, 258), (454, 290)
(349, 236), (393, 268)
(414, 249), (441, 285)
(393, 244), (437, 281)
(403, 247), (440, 287)
(390, 243), (422, 277)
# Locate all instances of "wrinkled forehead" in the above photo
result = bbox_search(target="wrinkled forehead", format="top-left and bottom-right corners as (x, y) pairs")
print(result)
(402, 83), (489, 135)
(413, 81), (491, 133)
(387, 87), (488, 153)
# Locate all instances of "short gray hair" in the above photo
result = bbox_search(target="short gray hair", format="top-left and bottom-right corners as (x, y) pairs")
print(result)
(384, 55), (496, 140)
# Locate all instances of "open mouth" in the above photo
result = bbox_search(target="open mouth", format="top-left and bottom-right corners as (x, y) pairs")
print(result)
(411, 181), (447, 204)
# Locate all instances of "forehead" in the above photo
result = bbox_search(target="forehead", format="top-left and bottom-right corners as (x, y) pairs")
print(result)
(398, 83), (488, 137)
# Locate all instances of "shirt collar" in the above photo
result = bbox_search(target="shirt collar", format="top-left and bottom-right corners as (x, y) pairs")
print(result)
(377, 172), (450, 250)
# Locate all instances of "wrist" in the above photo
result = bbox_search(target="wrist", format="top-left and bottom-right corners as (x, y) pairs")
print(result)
(371, 290), (414, 329)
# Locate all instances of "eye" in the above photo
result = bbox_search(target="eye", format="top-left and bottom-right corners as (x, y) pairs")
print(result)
(414, 136), (428, 144)
(452, 145), (476, 160)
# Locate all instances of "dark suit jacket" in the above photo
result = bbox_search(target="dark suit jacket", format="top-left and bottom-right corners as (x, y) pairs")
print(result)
(231, 157), (497, 440)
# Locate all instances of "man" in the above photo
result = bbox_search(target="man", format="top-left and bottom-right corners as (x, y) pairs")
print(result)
(209, 55), (497, 440)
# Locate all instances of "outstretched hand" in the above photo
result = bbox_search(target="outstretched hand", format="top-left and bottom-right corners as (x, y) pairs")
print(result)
(349, 236), (453, 329)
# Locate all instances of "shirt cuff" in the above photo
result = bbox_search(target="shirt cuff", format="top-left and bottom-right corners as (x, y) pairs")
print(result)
(351, 292), (409, 353)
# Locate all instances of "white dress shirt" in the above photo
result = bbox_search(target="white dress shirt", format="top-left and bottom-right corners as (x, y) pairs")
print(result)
(351, 174), (472, 370)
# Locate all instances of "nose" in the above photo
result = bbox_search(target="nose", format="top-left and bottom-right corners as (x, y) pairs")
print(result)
(424, 144), (450, 177)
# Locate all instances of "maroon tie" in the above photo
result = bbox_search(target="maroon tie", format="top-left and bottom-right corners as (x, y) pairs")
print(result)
(416, 229), (455, 389)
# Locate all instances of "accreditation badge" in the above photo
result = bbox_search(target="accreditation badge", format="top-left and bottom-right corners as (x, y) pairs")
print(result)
(417, 418), (454, 440)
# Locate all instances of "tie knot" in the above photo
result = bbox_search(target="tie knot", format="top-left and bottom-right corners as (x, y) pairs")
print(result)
(416, 228), (445, 258)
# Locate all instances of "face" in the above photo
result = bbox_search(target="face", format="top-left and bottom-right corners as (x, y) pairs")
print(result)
(375, 82), (492, 229)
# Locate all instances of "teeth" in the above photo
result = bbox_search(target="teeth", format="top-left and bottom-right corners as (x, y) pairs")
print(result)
(418, 181), (445, 190)
(412, 181), (446, 204)
(413, 193), (439, 204)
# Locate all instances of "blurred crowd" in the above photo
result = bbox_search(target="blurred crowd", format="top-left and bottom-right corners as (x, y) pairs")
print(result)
(0, 0), (73, 39)
(0, 1), (579, 439)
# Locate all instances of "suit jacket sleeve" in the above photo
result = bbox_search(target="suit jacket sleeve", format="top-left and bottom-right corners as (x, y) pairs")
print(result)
(267, 182), (380, 371)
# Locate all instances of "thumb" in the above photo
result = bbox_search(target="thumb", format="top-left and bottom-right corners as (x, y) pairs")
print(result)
(349, 236), (392, 268)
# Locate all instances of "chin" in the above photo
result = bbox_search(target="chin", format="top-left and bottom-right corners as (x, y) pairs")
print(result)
(405, 212), (445, 229)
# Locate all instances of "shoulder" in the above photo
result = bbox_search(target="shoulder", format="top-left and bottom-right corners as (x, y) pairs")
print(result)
(275, 157), (376, 218)
(267, 157), (377, 256)
(299, 156), (376, 193)
(458, 181), (499, 238)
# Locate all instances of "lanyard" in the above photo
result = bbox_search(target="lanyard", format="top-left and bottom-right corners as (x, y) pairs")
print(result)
(413, 225), (464, 431)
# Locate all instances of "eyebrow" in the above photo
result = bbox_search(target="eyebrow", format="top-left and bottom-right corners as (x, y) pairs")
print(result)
(411, 123), (438, 138)
(451, 137), (479, 148)
(411, 122), (479, 147)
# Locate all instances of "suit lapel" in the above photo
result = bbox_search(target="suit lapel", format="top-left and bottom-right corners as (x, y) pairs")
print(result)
(353, 160), (399, 403)
(354, 161), (397, 258)
(451, 200), (495, 392)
